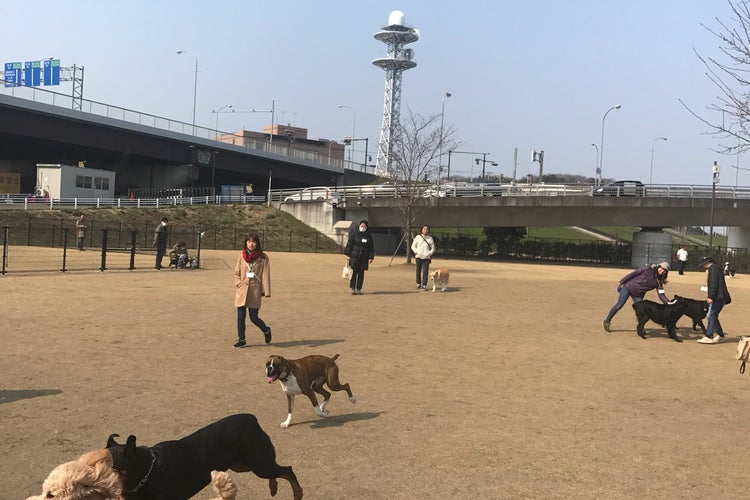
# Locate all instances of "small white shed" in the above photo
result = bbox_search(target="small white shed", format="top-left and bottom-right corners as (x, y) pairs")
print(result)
(36, 164), (116, 199)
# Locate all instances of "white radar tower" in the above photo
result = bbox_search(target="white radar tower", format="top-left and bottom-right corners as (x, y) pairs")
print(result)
(372, 10), (419, 177)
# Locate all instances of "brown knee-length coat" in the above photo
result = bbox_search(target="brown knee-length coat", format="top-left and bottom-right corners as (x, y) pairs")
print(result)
(233, 253), (271, 308)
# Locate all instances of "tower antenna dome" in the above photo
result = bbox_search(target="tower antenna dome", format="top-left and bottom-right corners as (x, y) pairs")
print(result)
(388, 10), (405, 25)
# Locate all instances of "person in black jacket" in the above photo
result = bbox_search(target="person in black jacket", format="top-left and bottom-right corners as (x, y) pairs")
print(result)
(697, 256), (732, 344)
(345, 219), (375, 295)
(153, 217), (169, 270)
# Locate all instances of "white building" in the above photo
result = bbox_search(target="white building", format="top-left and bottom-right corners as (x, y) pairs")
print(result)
(36, 164), (116, 199)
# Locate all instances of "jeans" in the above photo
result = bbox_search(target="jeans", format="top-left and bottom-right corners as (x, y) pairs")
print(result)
(349, 269), (365, 291)
(678, 260), (686, 275)
(604, 286), (643, 323)
(415, 258), (431, 287)
(237, 307), (268, 341)
(705, 300), (726, 338)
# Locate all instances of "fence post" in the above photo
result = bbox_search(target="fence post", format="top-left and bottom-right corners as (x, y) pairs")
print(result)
(2, 225), (8, 275)
(61, 228), (69, 272)
(100, 228), (108, 272)
(129, 230), (137, 270)
(195, 230), (202, 269)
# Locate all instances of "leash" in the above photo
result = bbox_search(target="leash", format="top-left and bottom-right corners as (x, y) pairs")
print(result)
(122, 450), (156, 493)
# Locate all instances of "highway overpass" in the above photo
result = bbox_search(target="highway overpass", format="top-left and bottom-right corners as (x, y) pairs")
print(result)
(0, 85), (376, 195)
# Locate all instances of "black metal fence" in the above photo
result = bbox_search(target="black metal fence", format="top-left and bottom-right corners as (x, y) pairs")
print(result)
(1, 223), (343, 274)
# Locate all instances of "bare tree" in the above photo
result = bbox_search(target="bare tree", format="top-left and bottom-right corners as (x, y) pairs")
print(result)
(387, 110), (459, 263)
(685, 0), (750, 153)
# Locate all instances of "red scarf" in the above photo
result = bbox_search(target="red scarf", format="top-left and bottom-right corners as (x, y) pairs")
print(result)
(243, 250), (262, 263)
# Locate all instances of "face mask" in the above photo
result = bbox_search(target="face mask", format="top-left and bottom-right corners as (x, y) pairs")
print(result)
(161, 222), (167, 226)
(359, 226), (366, 232)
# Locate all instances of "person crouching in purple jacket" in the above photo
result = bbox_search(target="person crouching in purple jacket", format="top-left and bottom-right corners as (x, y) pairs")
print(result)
(602, 261), (671, 332)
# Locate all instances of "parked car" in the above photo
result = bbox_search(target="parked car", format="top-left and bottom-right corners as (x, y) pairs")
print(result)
(283, 186), (339, 204)
(594, 180), (645, 196)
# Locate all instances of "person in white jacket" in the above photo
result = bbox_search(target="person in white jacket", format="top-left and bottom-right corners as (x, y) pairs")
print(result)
(411, 224), (436, 290)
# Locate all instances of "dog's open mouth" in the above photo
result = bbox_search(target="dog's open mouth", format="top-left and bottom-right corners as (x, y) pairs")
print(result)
(267, 375), (277, 383)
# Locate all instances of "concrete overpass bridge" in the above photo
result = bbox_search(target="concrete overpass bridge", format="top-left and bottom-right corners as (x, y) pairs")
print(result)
(0, 84), (376, 195)
(273, 184), (750, 265)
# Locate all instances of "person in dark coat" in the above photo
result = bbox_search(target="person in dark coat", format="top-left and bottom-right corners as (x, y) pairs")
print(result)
(153, 217), (169, 270)
(344, 219), (375, 295)
(602, 261), (671, 331)
(697, 256), (732, 344)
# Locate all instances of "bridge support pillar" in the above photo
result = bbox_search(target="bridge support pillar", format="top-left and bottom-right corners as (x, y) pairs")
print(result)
(631, 229), (672, 269)
(727, 226), (750, 250)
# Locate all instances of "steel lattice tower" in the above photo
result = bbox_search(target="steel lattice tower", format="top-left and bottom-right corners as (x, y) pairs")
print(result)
(372, 10), (418, 177)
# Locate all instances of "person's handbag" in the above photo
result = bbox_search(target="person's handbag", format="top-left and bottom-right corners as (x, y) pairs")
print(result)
(735, 336), (750, 374)
(341, 260), (352, 279)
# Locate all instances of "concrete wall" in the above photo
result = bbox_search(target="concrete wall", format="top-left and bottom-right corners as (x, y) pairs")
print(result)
(632, 229), (673, 268)
(727, 227), (750, 250)
(278, 200), (344, 245)
(277, 200), (403, 255)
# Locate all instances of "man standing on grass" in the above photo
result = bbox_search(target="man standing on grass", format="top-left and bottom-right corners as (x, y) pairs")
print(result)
(676, 245), (688, 275)
(75, 214), (86, 251)
(153, 217), (169, 270)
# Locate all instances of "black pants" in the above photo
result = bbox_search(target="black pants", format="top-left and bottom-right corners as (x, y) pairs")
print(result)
(237, 307), (268, 341)
(349, 268), (365, 290)
(678, 260), (686, 275)
(155, 246), (167, 269)
(415, 258), (431, 287)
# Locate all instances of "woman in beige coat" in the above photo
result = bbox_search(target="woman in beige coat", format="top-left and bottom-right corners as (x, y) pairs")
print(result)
(232, 233), (271, 348)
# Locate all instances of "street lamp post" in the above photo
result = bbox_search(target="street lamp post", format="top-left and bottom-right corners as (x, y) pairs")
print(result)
(249, 100), (275, 146)
(599, 104), (622, 186)
(709, 161), (720, 248)
(449, 150), (489, 181)
(475, 154), (497, 179)
(337, 105), (356, 163)
(176, 50), (198, 134)
(590, 143), (599, 180)
(438, 92), (452, 185)
(211, 105), (233, 139)
(649, 136), (668, 185)
(350, 138), (369, 171)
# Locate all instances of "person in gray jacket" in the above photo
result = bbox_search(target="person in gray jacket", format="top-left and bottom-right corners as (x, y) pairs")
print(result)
(603, 262), (670, 332)
(411, 224), (436, 290)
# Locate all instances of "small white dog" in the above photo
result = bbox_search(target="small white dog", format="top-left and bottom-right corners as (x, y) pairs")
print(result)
(430, 268), (450, 292)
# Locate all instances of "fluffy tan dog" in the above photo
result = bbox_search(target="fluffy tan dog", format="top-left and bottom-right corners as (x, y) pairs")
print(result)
(26, 449), (238, 500)
(25, 449), (123, 500)
(209, 470), (238, 500)
(430, 268), (450, 292)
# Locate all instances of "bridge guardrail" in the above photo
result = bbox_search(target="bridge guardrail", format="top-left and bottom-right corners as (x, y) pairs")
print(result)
(271, 183), (750, 202)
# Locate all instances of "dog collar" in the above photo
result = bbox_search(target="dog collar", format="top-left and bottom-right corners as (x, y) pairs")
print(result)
(123, 450), (156, 493)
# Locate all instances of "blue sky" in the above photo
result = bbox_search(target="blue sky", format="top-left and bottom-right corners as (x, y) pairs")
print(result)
(2, 1), (743, 186)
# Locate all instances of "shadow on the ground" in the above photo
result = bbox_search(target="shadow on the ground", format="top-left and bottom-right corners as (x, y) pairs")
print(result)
(308, 411), (383, 428)
(246, 338), (346, 349)
(0, 389), (62, 405)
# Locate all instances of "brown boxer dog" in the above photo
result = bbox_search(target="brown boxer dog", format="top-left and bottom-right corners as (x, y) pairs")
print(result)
(266, 354), (357, 428)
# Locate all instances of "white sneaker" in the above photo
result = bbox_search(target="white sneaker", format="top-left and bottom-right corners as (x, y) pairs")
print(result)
(697, 336), (719, 344)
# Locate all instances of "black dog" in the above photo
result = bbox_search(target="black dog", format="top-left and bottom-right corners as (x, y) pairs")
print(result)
(106, 413), (303, 499)
(673, 294), (707, 334)
(632, 298), (687, 342)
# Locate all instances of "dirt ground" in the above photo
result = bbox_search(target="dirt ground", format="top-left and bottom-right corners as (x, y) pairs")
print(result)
(3, 251), (750, 499)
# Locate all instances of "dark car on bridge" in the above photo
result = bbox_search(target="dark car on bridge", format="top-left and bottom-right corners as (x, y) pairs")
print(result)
(594, 180), (645, 196)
